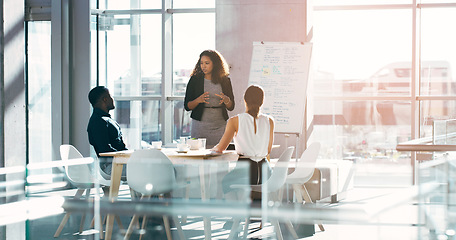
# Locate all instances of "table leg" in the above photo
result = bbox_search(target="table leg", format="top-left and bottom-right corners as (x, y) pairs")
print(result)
(105, 161), (123, 240)
(199, 164), (211, 240)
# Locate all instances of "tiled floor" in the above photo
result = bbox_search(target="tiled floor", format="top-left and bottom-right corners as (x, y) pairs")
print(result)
(26, 186), (426, 240)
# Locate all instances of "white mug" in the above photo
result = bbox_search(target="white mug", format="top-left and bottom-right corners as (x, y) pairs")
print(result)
(177, 143), (189, 151)
(187, 139), (200, 150)
(151, 141), (162, 149)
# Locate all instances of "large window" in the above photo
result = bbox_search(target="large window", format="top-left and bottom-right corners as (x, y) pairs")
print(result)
(91, 0), (215, 149)
(312, 2), (456, 186)
(27, 21), (52, 165)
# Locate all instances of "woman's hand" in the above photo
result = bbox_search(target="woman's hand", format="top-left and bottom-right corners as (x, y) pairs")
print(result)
(197, 92), (210, 104)
(187, 92), (209, 110)
(211, 145), (223, 153)
(215, 92), (231, 105)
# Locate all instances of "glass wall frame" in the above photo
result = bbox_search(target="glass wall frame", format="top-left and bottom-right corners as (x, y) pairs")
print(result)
(90, 0), (215, 148)
(312, 1), (456, 185)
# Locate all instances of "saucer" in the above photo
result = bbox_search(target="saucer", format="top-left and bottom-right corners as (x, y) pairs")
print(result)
(176, 150), (189, 153)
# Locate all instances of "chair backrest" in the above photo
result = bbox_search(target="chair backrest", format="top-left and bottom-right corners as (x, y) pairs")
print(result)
(287, 142), (321, 183)
(261, 146), (295, 193)
(127, 149), (177, 195)
(60, 144), (94, 185)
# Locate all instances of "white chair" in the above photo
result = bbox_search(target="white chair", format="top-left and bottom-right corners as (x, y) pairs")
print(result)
(228, 146), (297, 240)
(124, 149), (185, 240)
(285, 142), (324, 232)
(54, 144), (112, 238)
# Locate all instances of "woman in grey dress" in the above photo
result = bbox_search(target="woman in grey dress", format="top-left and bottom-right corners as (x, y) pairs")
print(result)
(184, 50), (235, 148)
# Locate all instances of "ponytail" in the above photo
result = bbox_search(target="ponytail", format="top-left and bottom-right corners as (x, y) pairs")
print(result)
(244, 85), (264, 119)
(247, 105), (260, 118)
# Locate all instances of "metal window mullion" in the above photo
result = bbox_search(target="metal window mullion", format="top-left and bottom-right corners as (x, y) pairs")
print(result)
(411, 0), (420, 185)
(167, 8), (215, 14)
(161, 0), (173, 144)
(129, 0), (142, 150)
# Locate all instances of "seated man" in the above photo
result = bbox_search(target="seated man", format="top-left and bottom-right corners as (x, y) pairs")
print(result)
(87, 86), (127, 179)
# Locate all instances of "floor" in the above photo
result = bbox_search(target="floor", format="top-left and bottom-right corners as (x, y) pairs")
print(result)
(25, 186), (428, 240)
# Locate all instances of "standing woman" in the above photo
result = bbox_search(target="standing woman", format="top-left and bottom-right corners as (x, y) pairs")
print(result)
(184, 50), (235, 148)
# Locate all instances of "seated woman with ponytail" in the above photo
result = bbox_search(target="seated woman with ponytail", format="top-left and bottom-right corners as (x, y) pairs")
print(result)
(212, 85), (275, 194)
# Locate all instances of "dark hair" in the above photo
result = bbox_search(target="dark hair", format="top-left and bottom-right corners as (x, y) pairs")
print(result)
(88, 86), (109, 106)
(244, 85), (264, 118)
(191, 49), (230, 84)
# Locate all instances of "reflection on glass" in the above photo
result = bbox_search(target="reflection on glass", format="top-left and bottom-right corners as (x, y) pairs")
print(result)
(173, 100), (192, 140)
(420, 100), (456, 139)
(421, 8), (456, 96)
(100, 0), (160, 10)
(102, 14), (161, 96)
(313, 100), (412, 186)
(27, 22), (52, 166)
(113, 100), (161, 149)
(173, 0), (215, 9)
(314, 0), (411, 6)
(313, 9), (411, 96)
(173, 13), (215, 95)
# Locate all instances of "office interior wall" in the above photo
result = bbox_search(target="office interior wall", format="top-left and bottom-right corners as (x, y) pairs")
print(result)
(216, 0), (309, 157)
(69, 0), (91, 156)
(1, 0), (26, 238)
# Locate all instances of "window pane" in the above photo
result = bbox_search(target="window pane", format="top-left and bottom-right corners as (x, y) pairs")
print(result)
(315, 0), (412, 6)
(420, 100), (456, 138)
(313, 9), (412, 96)
(173, 0), (215, 8)
(27, 22), (52, 164)
(421, 8), (456, 96)
(312, 99), (412, 186)
(173, 13), (215, 96)
(105, 14), (162, 96)
(101, 0), (160, 10)
(113, 100), (161, 149)
(173, 100), (192, 140)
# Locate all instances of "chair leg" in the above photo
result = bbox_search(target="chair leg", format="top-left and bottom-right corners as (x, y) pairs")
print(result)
(54, 188), (86, 237)
(285, 220), (299, 239)
(54, 213), (71, 237)
(242, 217), (250, 239)
(124, 215), (139, 240)
(163, 216), (172, 240)
(138, 216), (147, 240)
(227, 219), (241, 240)
(172, 215), (186, 240)
(271, 220), (284, 240)
(115, 215), (124, 230)
(180, 180), (190, 224)
(79, 189), (92, 233)
(299, 185), (325, 232)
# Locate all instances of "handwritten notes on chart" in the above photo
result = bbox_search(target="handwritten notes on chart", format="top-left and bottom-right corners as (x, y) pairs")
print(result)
(248, 42), (312, 134)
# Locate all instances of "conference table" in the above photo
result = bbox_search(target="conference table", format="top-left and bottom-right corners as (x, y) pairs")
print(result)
(99, 148), (239, 240)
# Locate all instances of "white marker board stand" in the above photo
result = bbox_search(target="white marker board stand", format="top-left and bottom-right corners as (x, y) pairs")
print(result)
(248, 42), (313, 157)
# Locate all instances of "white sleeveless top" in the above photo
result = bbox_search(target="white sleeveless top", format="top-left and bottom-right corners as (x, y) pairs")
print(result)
(234, 113), (272, 162)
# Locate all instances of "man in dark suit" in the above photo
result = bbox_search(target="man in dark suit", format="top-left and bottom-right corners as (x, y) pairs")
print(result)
(87, 86), (127, 178)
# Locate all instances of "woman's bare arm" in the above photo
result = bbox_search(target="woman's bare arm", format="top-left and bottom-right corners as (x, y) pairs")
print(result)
(212, 116), (238, 153)
(267, 117), (275, 154)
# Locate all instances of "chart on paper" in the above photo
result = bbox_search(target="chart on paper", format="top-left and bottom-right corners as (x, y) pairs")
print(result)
(248, 42), (312, 134)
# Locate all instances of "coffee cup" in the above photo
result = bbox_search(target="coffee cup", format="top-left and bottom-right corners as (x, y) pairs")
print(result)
(187, 139), (200, 150)
(151, 141), (162, 149)
(177, 143), (189, 151)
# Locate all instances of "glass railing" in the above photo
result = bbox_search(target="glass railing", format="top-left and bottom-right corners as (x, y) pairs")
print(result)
(0, 147), (437, 239)
(397, 118), (456, 240)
